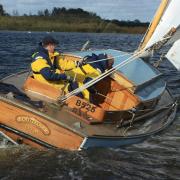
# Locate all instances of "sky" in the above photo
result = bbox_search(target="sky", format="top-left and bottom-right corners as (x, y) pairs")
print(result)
(0, 0), (161, 22)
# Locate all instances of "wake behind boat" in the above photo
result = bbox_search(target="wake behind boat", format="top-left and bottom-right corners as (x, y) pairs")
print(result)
(0, 0), (179, 150)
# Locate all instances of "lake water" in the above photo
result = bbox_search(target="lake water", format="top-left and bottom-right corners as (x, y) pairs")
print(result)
(0, 31), (180, 180)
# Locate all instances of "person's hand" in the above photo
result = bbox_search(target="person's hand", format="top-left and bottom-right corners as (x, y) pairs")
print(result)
(76, 56), (89, 67)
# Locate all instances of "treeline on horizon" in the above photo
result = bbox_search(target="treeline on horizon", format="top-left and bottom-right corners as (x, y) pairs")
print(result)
(0, 4), (149, 33)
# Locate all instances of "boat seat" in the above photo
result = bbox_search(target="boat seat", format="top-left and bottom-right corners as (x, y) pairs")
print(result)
(92, 77), (140, 111)
(23, 76), (62, 102)
(23, 77), (106, 123)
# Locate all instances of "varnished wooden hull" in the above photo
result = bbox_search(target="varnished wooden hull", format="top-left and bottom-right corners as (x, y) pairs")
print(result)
(0, 49), (177, 150)
(80, 104), (177, 149)
(0, 97), (84, 150)
(0, 89), (177, 150)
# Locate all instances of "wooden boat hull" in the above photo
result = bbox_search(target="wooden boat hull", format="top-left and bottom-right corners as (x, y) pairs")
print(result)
(0, 103), (177, 150)
(0, 97), (84, 150)
(0, 49), (177, 150)
(0, 90), (177, 150)
(80, 104), (177, 149)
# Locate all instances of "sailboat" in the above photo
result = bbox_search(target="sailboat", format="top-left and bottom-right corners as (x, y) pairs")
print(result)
(0, 0), (179, 150)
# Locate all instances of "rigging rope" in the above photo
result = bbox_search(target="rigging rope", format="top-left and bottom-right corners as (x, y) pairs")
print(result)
(58, 34), (175, 103)
(58, 49), (144, 103)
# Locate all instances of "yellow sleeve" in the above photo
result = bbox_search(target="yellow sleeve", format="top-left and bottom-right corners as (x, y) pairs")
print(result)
(65, 64), (101, 83)
(58, 56), (76, 71)
(31, 58), (50, 72)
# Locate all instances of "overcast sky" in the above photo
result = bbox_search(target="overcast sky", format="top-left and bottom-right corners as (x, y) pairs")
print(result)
(0, 0), (161, 22)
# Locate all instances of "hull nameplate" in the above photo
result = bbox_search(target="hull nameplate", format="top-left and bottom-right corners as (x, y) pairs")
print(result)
(16, 116), (50, 136)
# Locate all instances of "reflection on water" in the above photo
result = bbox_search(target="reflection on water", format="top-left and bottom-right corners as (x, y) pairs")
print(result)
(0, 31), (179, 180)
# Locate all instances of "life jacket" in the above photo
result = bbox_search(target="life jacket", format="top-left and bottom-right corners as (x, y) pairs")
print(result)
(32, 45), (59, 72)
(65, 53), (113, 102)
(31, 45), (66, 89)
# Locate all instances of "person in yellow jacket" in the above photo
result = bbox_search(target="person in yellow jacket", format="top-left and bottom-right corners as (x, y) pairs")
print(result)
(31, 36), (75, 90)
(66, 53), (114, 102)
(31, 35), (114, 102)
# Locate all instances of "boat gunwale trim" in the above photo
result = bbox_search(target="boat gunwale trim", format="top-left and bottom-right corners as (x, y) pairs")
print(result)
(0, 124), (57, 149)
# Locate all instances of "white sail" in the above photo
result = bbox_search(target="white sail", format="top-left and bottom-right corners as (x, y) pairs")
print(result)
(139, 0), (180, 50)
(166, 39), (180, 70)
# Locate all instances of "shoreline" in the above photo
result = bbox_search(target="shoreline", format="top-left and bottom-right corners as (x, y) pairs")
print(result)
(0, 16), (148, 34)
(0, 29), (145, 35)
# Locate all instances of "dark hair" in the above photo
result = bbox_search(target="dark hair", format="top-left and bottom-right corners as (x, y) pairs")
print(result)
(41, 35), (59, 46)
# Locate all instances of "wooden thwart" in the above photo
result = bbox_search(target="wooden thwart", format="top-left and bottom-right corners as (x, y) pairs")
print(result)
(23, 77), (62, 102)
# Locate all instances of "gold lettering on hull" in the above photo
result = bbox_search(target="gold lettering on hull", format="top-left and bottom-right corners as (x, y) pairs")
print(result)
(16, 116), (50, 135)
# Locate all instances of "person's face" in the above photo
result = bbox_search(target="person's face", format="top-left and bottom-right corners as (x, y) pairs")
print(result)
(46, 43), (56, 53)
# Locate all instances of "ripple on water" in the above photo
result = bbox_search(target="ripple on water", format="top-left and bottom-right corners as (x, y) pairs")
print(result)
(0, 31), (179, 180)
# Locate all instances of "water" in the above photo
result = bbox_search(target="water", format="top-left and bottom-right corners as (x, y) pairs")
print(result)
(0, 31), (180, 180)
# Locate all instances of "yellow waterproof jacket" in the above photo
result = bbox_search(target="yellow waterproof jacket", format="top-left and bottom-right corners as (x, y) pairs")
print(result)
(58, 54), (77, 71)
(31, 46), (76, 89)
(31, 47), (107, 101)
(65, 64), (101, 100)
(65, 53), (112, 101)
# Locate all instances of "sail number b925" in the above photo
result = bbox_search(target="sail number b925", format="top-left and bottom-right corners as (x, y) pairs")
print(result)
(76, 100), (96, 113)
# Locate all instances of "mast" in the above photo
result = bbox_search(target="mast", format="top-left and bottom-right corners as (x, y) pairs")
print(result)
(138, 0), (169, 50)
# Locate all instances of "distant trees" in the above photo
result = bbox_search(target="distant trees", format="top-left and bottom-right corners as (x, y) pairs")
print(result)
(51, 7), (99, 18)
(0, 4), (6, 16)
(28, 6), (148, 27)
(0, 4), (9, 16)
(44, 9), (50, 16)
(110, 19), (149, 27)
(36, 7), (100, 19)
(0, 4), (148, 25)
(0, 3), (149, 32)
